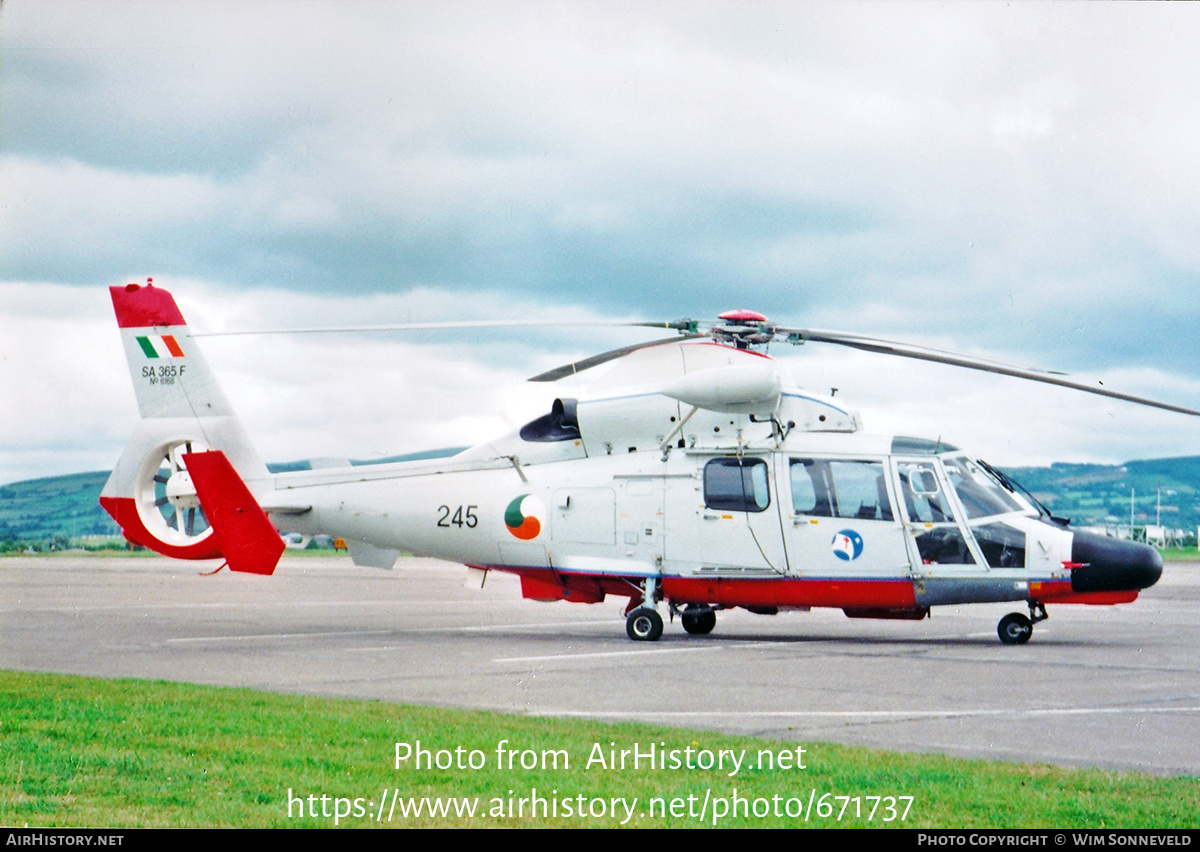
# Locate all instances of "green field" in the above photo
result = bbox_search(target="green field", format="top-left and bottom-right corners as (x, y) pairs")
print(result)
(1, 671), (1196, 829)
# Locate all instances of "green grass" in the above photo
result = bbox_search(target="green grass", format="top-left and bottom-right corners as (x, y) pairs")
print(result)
(1, 671), (1196, 829)
(1159, 548), (1200, 562)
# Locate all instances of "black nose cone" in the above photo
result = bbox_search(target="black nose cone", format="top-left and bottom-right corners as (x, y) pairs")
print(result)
(1070, 530), (1163, 593)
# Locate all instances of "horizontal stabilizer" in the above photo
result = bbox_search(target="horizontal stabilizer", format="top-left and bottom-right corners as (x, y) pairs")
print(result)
(345, 541), (400, 569)
(263, 505), (313, 516)
(183, 450), (284, 575)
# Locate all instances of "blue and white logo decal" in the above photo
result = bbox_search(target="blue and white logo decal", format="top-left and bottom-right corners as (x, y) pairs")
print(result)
(831, 529), (864, 561)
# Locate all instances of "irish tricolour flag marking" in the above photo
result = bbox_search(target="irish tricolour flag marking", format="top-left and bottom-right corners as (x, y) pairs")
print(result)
(136, 335), (185, 358)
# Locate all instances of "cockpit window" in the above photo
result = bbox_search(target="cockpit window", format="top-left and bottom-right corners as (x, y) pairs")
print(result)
(704, 458), (770, 513)
(896, 461), (956, 523)
(942, 457), (1023, 519)
(791, 459), (893, 521)
(973, 522), (1026, 568)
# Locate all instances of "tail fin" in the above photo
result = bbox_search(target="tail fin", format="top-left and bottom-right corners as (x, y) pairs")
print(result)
(100, 280), (272, 560)
(183, 449), (284, 574)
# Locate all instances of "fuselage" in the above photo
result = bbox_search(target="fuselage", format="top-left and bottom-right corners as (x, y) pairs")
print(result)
(266, 388), (1161, 617)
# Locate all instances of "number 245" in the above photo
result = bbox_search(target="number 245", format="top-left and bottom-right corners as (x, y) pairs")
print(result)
(437, 505), (478, 528)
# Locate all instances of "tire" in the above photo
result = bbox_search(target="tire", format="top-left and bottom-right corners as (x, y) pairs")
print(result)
(626, 608), (664, 641)
(681, 606), (716, 635)
(997, 612), (1033, 645)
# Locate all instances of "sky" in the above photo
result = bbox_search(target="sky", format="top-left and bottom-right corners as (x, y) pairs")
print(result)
(4, 0), (1200, 485)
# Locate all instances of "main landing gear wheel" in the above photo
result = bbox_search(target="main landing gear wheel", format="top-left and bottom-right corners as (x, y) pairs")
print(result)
(681, 605), (717, 635)
(997, 612), (1033, 645)
(626, 608), (664, 641)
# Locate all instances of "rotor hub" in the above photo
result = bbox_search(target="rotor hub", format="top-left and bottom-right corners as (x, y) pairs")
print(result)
(714, 309), (773, 348)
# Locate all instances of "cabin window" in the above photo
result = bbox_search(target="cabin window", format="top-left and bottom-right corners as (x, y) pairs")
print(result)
(704, 458), (770, 513)
(791, 459), (893, 521)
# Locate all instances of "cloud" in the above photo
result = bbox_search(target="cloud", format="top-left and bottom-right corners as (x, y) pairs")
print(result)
(3, 1), (1200, 482)
(0, 284), (132, 482)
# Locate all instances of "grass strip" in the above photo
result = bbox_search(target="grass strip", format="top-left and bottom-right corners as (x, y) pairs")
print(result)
(1, 670), (1196, 829)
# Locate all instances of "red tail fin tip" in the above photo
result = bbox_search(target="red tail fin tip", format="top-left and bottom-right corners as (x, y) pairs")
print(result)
(109, 280), (187, 329)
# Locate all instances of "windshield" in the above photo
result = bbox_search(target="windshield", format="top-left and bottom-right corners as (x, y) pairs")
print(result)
(942, 456), (1028, 520)
(973, 458), (1055, 521)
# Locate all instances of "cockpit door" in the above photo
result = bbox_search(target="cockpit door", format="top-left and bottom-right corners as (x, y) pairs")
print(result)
(891, 458), (987, 573)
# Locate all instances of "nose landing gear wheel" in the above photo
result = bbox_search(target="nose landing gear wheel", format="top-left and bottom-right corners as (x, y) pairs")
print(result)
(626, 608), (664, 641)
(997, 612), (1033, 645)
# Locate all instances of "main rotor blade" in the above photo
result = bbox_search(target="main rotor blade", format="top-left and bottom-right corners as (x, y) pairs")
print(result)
(191, 313), (704, 338)
(773, 327), (1067, 376)
(528, 334), (706, 382)
(190, 309), (1197, 415)
(794, 332), (1200, 417)
(193, 319), (646, 336)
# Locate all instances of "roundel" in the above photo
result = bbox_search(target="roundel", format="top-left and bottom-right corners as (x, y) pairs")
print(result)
(831, 529), (864, 561)
(504, 495), (544, 540)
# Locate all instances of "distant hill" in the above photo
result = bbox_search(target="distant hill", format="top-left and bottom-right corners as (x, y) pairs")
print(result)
(0, 471), (119, 543)
(0, 449), (466, 547)
(3, 453), (1198, 546)
(1006, 456), (1200, 532)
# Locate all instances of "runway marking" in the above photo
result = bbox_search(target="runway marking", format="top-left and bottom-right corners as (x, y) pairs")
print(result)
(166, 629), (398, 643)
(491, 641), (787, 663)
(493, 646), (730, 663)
(163, 620), (617, 644)
(543, 705), (1200, 721)
(6, 599), (532, 614)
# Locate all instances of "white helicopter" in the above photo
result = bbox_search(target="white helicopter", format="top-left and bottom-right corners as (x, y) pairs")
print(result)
(101, 280), (1187, 645)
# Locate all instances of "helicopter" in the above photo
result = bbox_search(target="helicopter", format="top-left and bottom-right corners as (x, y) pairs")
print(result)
(100, 280), (1187, 645)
